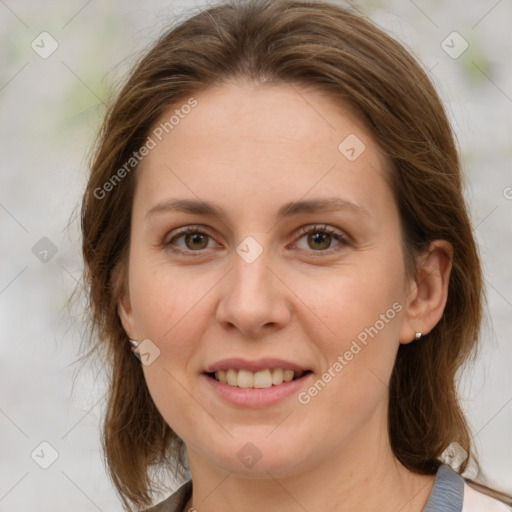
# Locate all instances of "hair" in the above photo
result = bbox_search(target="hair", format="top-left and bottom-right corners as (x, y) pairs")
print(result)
(78, 0), (507, 510)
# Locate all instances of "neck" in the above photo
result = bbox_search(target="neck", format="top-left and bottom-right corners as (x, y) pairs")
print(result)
(183, 422), (435, 512)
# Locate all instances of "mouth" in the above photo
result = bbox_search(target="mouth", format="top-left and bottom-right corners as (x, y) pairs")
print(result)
(205, 368), (313, 389)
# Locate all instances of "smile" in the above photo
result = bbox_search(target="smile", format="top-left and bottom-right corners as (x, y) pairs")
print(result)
(208, 368), (309, 388)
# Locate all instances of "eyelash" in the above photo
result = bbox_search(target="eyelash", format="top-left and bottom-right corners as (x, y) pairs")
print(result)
(163, 224), (349, 257)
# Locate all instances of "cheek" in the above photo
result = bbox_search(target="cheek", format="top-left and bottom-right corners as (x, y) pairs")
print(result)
(129, 254), (215, 344)
(130, 260), (215, 437)
(292, 274), (403, 447)
(301, 254), (404, 348)
(295, 250), (405, 402)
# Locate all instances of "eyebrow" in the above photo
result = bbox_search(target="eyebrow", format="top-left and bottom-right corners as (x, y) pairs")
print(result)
(146, 197), (370, 222)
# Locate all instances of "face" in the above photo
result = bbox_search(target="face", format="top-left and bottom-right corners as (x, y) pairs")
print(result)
(119, 82), (416, 478)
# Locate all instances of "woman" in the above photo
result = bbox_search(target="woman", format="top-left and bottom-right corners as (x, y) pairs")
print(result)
(80, 1), (511, 511)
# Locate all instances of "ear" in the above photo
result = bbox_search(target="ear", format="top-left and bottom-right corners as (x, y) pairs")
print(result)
(118, 291), (138, 343)
(399, 240), (453, 345)
(114, 262), (139, 344)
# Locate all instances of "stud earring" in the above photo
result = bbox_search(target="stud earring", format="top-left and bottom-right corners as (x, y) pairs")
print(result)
(415, 332), (422, 341)
(129, 339), (139, 351)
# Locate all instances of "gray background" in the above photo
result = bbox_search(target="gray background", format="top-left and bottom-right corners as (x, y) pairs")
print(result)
(1, 0), (511, 510)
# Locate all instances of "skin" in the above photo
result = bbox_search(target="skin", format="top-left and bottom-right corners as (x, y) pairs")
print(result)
(118, 81), (453, 512)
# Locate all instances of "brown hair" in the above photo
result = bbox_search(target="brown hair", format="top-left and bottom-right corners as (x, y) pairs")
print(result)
(79, 0), (503, 509)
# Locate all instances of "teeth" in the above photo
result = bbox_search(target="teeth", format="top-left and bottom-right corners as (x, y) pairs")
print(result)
(237, 369), (254, 388)
(272, 368), (283, 385)
(283, 369), (295, 382)
(254, 369), (272, 388)
(226, 369), (237, 386)
(213, 368), (306, 388)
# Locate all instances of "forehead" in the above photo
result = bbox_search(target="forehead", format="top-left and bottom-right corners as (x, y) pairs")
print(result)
(134, 81), (393, 223)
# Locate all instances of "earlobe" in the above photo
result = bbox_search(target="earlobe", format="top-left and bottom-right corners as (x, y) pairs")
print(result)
(399, 240), (453, 344)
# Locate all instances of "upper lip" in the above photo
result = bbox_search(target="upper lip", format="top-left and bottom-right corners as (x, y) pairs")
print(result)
(204, 357), (311, 373)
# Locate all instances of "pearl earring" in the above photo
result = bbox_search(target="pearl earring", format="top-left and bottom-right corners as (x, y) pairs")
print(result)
(415, 332), (422, 341)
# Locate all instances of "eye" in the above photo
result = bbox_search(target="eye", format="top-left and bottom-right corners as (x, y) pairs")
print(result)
(164, 224), (348, 256)
(164, 226), (217, 254)
(293, 224), (348, 253)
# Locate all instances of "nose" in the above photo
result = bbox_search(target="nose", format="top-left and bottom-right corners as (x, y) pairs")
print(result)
(215, 244), (291, 338)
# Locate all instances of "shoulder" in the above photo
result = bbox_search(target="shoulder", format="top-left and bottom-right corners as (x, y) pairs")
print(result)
(462, 481), (512, 512)
(141, 480), (193, 512)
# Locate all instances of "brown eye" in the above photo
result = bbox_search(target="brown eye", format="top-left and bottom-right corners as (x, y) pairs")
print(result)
(183, 232), (209, 250)
(307, 232), (333, 251)
(165, 227), (216, 253)
(294, 224), (347, 253)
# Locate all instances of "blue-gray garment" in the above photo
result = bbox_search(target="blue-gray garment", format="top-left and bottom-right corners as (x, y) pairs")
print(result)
(422, 464), (464, 512)
(144, 463), (464, 512)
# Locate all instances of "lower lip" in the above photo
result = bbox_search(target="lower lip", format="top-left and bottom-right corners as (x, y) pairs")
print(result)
(202, 372), (313, 408)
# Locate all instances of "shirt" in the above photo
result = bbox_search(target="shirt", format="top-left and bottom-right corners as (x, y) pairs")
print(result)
(144, 464), (511, 512)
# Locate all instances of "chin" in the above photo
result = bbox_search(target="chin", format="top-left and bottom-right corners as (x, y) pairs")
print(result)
(201, 435), (312, 478)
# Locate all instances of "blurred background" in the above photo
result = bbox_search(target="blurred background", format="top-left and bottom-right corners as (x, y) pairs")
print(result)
(1, 0), (511, 510)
